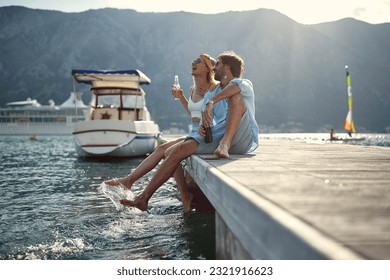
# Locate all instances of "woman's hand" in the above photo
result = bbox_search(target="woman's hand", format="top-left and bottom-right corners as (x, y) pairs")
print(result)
(171, 87), (183, 99)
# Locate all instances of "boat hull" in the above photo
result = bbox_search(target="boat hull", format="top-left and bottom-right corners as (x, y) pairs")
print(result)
(73, 120), (160, 157)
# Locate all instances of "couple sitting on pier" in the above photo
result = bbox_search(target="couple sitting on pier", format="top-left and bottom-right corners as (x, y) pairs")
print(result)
(104, 51), (259, 213)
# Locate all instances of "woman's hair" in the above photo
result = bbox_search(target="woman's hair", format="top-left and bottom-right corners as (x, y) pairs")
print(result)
(217, 51), (244, 78)
(200, 54), (217, 85)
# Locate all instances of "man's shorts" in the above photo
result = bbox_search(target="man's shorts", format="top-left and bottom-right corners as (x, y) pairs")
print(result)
(195, 110), (253, 155)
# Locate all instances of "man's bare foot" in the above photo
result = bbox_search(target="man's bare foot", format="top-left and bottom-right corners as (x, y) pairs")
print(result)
(104, 177), (132, 189)
(120, 197), (148, 211)
(182, 193), (194, 214)
(214, 143), (230, 159)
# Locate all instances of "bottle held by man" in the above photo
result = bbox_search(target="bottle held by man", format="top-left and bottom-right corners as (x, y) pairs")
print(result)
(204, 125), (213, 143)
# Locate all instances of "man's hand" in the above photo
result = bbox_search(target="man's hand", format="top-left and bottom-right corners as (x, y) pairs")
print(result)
(198, 124), (206, 137)
(203, 101), (214, 127)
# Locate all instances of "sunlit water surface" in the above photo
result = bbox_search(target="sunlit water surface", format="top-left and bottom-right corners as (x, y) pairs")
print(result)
(0, 136), (214, 260)
(260, 133), (390, 147)
(1, 133), (388, 260)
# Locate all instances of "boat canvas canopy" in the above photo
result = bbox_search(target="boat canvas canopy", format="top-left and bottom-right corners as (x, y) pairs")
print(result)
(91, 87), (143, 96)
(90, 80), (143, 89)
(72, 70), (151, 87)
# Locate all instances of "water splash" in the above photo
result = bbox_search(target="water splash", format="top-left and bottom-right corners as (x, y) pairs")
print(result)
(12, 237), (92, 260)
(97, 182), (138, 212)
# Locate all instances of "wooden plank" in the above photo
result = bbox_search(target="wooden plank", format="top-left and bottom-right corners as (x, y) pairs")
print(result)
(187, 139), (390, 259)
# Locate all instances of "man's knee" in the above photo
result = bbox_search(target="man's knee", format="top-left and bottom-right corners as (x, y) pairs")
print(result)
(228, 94), (246, 114)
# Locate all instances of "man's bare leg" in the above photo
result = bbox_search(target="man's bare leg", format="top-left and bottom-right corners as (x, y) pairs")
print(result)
(105, 138), (184, 189)
(173, 164), (193, 213)
(215, 94), (247, 159)
(120, 139), (199, 211)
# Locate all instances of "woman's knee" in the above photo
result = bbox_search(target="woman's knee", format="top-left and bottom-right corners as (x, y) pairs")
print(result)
(151, 145), (164, 158)
(164, 145), (175, 158)
(157, 140), (175, 154)
(164, 140), (198, 160)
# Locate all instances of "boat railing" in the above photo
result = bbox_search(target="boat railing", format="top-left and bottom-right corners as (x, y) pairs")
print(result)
(0, 114), (85, 124)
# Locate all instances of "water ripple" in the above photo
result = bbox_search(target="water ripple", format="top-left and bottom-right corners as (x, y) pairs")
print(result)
(0, 136), (215, 260)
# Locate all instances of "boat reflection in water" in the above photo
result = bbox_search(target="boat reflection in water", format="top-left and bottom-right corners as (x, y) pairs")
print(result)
(72, 69), (161, 158)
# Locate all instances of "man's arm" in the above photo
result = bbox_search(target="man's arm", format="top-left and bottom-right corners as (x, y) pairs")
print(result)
(209, 83), (240, 104)
(203, 83), (241, 126)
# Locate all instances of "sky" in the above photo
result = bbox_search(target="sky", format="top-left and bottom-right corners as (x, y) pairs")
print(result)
(0, 0), (389, 24)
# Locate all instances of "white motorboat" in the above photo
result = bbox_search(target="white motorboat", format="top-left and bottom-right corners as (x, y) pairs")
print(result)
(72, 69), (161, 158)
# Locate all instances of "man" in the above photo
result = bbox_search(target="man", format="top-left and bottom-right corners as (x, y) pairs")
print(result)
(120, 51), (259, 211)
(198, 51), (259, 158)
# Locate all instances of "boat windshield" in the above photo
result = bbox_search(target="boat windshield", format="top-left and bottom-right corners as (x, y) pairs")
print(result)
(98, 95), (120, 107)
(122, 95), (144, 108)
(91, 95), (145, 109)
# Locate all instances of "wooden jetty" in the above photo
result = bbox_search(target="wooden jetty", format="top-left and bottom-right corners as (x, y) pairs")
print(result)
(184, 138), (390, 259)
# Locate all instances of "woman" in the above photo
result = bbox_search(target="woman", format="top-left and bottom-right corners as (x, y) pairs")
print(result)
(104, 54), (218, 213)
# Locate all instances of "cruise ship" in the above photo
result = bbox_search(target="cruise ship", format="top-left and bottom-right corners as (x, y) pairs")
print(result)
(0, 92), (88, 135)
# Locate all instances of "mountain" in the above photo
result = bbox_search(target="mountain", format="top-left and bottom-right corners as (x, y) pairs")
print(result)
(1, 6), (389, 133)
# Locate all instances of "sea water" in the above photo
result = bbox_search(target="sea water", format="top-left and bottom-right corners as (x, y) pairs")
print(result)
(259, 132), (390, 147)
(1, 133), (389, 260)
(0, 136), (215, 260)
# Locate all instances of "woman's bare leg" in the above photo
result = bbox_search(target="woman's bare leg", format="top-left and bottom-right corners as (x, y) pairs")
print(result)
(105, 137), (184, 189)
(120, 139), (199, 211)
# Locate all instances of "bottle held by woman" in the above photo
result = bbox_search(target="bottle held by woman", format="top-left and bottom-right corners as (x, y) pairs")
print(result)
(172, 75), (181, 100)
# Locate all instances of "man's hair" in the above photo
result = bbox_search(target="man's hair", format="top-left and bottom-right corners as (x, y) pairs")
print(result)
(218, 51), (244, 78)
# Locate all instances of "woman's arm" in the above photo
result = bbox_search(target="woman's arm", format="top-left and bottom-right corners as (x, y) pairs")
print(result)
(179, 90), (190, 116)
(172, 87), (190, 116)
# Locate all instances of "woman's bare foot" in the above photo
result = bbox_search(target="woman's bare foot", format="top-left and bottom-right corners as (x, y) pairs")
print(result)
(120, 197), (148, 211)
(214, 143), (230, 159)
(104, 177), (132, 189)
